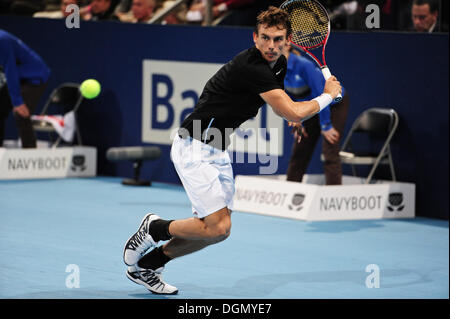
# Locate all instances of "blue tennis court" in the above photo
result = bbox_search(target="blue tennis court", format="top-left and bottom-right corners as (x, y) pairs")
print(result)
(0, 177), (448, 299)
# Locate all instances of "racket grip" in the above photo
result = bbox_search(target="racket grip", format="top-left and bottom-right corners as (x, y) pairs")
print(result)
(321, 66), (342, 103)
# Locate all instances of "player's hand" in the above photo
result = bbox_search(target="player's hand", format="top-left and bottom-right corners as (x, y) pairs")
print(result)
(13, 104), (30, 118)
(321, 127), (340, 145)
(288, 121), (305, 143)
(323, 76), (341, 99)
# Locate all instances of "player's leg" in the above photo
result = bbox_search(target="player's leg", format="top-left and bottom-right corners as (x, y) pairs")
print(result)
(286, 115), (321, 182)
(132, 207), (232, 270)
(125, 207), (231, 295)
(158, 206), (232, 259)
(124, 135), (234, 294)
(166, 206), (231, 242)
(123, 163), (232, 266)
(322, 93), (350, 185)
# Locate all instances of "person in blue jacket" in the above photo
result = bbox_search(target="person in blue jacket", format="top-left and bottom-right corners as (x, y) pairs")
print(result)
(284, 45), (350, 185)
(0, 29), (50, 148)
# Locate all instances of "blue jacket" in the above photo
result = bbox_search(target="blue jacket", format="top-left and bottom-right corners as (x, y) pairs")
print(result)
(284, 52), (345, 131)
(0, 29), (50, 106)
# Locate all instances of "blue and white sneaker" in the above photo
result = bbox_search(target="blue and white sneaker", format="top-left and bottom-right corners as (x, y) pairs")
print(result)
(126, 265), (178, 295)
(123, 213), (160, 266)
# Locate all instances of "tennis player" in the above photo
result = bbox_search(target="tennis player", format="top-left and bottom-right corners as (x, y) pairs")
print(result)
(123, 6), (342, 294)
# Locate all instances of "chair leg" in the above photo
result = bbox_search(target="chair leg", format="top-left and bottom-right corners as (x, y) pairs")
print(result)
(74, 117), (82, 145)
(387, 150), (396, 182)
(76, 129), (82, 145)
(53, 136), (62, 148)
(47, 132), (55, 145)
(351, 164), (357, 177)
(365, 164), (379, 184)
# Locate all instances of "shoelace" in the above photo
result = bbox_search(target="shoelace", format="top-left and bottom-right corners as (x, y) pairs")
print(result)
(139, 269), (164, 289)
(128, 232), (149, 251)
(127, 218), (152, 251)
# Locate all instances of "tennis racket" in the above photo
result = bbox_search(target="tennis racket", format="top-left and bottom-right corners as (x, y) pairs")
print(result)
(280, 0), (342, 102)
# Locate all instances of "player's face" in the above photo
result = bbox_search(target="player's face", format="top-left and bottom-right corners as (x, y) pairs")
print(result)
(253, 24), (290, 63)
(412, 4), (437, 32)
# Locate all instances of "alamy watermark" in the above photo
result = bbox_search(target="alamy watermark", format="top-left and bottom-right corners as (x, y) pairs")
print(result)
(170, 121), (280, 175)
(65, 4), (80, 29)
(65, 264), (80, 288)
(365, 4), (380, 29)
(365, 264), (380, 288)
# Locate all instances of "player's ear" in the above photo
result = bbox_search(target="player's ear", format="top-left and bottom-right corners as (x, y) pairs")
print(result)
(253, 31), (258, 44)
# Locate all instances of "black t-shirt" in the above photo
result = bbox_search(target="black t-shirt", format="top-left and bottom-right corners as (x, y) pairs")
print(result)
(179, 46), (287, 150)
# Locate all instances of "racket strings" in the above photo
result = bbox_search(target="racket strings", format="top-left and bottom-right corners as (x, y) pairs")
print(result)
(281, 0), (329, 48)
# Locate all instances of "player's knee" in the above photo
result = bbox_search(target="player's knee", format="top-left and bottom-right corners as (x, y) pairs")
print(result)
(210, 219), (231, 242)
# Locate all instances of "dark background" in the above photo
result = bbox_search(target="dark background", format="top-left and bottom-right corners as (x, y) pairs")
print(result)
(0, 15), (448, 220)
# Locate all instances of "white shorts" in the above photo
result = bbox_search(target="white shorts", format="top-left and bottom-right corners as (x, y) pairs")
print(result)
(170, 134), (234, 218)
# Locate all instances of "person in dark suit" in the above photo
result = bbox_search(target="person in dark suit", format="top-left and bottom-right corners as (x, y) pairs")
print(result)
(411, 0), (440, 32)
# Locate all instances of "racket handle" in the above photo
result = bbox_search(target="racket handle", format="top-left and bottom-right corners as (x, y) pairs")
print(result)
(321, 66), (342, 103)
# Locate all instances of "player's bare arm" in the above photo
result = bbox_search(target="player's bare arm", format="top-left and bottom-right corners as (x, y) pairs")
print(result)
(260, 76), (341, 122)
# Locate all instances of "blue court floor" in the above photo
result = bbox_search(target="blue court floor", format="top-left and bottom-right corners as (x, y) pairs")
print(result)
(0, 177), (448, 299)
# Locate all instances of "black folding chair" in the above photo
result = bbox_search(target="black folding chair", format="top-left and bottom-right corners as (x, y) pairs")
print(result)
(334, 107), (399, 184)
(32, 83), (84, 147)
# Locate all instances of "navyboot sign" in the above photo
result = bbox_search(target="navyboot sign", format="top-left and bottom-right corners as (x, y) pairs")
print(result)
(234, 175), (415, 221)
(0, 147), (96, 180)
(319, 195), (383, 211)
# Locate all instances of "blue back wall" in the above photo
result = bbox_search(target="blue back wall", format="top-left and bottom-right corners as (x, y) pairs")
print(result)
(0, 16), (448, 219)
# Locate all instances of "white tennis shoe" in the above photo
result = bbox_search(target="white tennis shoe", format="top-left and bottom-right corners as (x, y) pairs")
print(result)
(123, 213), (160, 266)
(126, 265), (178, 295)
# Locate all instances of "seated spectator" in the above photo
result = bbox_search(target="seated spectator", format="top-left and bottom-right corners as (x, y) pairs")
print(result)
(115, 0), (132, 13)
(114, 0), (134, 21)
(325, 0), (365, 31)
(186, 0), (255, 25)
(9, 0), (45, 15)
(33, 0), (80, 18)
(116, 0), (186, 24)
(82, 0), (119, 21)
(160, 0), (188, 24)
(130, 0), (160, 23)
(410, 0), (440, 32)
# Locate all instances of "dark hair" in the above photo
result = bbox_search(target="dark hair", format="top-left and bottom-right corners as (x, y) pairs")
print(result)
(255, 6), (292, 37)
(413, 0), (439, 13)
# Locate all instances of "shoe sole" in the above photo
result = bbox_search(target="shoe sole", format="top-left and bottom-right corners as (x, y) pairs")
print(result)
(123, 213), (157, 266)
(126, 271), (178, 295)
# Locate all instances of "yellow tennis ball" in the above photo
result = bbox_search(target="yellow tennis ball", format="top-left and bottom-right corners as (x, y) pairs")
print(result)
(80, 79), (101, 99)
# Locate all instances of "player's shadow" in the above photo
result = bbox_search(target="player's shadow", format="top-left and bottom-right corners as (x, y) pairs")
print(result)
(178, 268), (436, 298)
(8, 289), (172, 299)
(119, 202), (190, 209)
(304, 220), (386, 233)
(399, 217), (449, 229)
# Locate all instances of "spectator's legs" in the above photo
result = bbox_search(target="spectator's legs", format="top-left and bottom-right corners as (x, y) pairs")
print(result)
(13, 82), (47, 148)
(0, 84), (13, 146)
(322, 93), (350, 185)
(286, 115), (321, 182)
